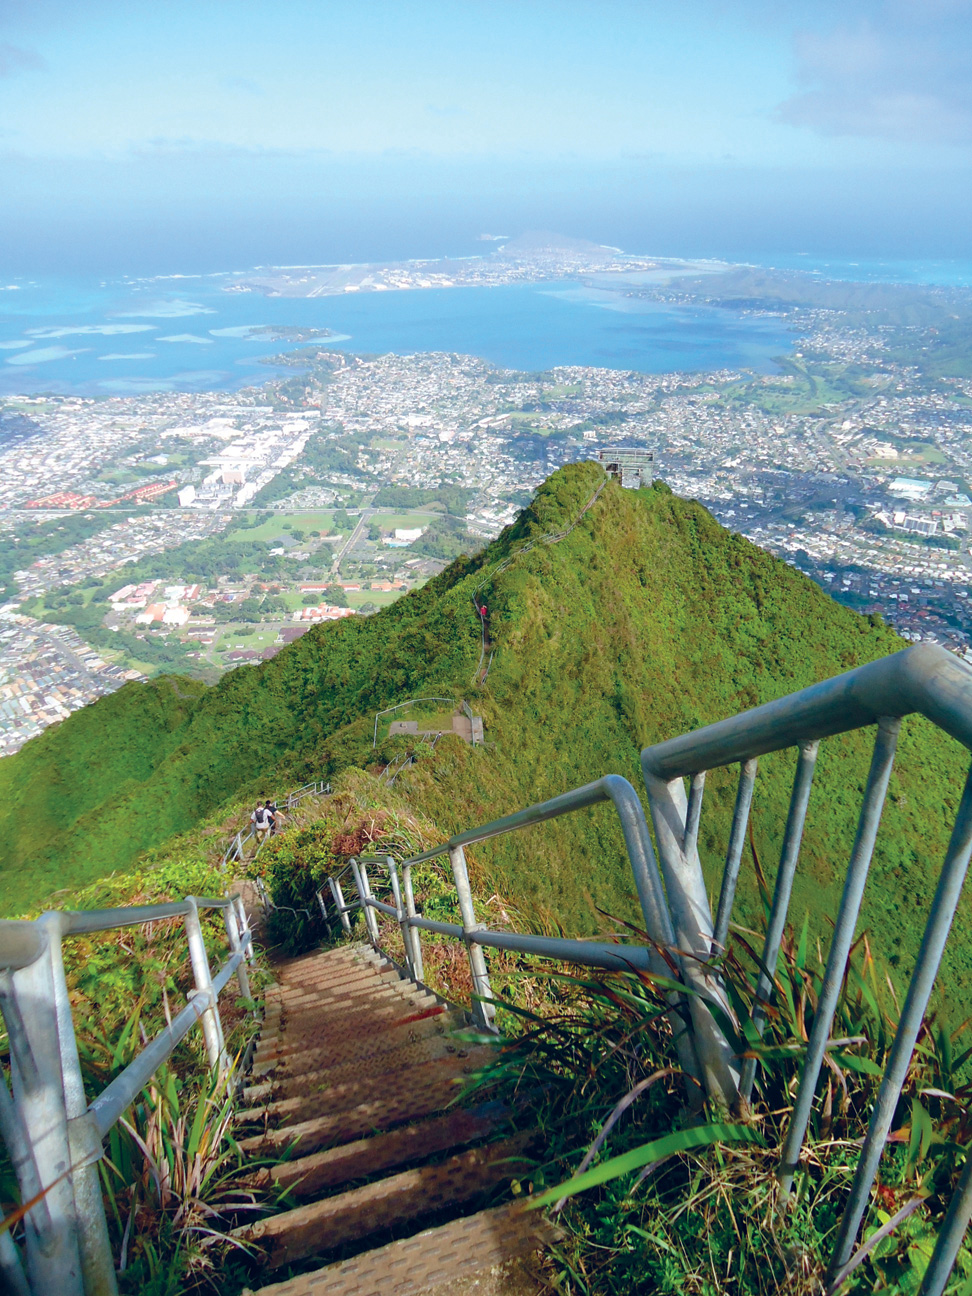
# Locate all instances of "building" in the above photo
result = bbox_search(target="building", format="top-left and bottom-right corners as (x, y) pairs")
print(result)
(177, 485), (197, 507)
(598, 447), (654, 489)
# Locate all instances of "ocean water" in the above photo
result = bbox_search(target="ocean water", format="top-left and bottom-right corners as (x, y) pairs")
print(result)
(0, 273), (795, 398)
(750, 254), (972, 288)
(3, 253), (971, 399)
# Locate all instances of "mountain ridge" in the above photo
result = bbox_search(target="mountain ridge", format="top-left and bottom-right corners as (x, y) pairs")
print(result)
(2, 462), (969, 998)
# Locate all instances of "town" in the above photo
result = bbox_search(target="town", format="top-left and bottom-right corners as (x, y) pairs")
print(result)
(2, 293), (972, 753)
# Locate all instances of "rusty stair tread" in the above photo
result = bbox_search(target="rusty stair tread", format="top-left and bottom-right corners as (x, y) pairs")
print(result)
(245, 1008), (464, 1095)
(248, 1103), (508, 1198)
(238, 1047), (495, 1154)
(241, 1201), (555, 1296)
(235, 1134), (534, 1268)
(252, 1011), (452, 1070)
(236, 943), (546, 1294)
(251, 1011), (455, 1076)
(237, 1048), (492, 1132)
(244, 1030), (469, 1107)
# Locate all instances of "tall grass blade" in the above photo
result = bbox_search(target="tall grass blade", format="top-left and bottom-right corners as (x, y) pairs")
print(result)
(529, 1122), (763, 1210)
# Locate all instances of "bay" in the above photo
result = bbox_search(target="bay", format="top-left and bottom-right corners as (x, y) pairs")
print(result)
(0, 274), (795, 398)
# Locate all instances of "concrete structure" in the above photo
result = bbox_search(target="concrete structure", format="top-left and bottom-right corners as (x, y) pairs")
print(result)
(598, 446), (654, 489)
(388, 708), (484, 745)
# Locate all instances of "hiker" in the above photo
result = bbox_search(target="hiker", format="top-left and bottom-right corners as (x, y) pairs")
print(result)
(265, 799), (281, 836)
(251, 802), (274, 845)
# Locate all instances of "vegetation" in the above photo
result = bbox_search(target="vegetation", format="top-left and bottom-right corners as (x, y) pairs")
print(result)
(0, 509), (133, 601)
(471, 913), (972, 1294)
(371, 484), (475, 515)
(1, 463), (969, 1009)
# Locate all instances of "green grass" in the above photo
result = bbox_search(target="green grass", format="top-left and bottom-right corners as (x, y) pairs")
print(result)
(225, 511), (338, 542)
(369, 510), (439, 530)
(1, 464), (969, 1010)
(345, 589), (401, 609)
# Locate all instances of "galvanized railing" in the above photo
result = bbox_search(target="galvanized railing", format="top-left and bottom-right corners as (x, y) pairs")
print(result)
(319, 643), (972, 1295)
(221, 779), (331, 866)
(0, 892), (255, 1296)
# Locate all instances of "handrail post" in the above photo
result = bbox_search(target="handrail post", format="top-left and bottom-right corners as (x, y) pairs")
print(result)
(233, 896), (255, 963)
(779, 718), (900, 1194)
(449, 845), (496, 1031)
(222, 906), (252, 1004)
(644, 772), (740, 1108)
(385, 857), (413, 978)
(351, 860), (381, 946)
(184, 898), (226, 1071)
(329, 877), (352, 935)
(739, 739), (819, 1103)
(0, 927), (84, 1295)
(828, 762), (972, 1280)
(712, 757), (758, 953)
(45, 913), (119, 1296)
(400, 861), (425, 982)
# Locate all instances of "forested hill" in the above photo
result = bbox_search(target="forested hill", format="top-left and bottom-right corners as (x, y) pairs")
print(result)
(2, 462), (970, 992)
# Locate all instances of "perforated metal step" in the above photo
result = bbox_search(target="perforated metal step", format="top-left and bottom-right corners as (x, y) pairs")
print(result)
(237, 944), (548, 1294)
(235, 1134), (534, 1268)
(242, 1202), (557, 1296)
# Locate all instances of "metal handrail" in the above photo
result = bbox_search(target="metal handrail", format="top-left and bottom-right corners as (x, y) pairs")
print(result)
(0, 890), (256, 1296)
(319, 643), (972, 1295)
(221, 779), (331, 866)
(320, 775), (704, 1086)
(638, 641), (972, 1294)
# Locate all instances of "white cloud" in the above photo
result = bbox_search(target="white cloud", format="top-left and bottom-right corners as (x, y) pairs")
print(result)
(782, 8), (972, 145)
(0, 43), (44, 77)
(778, 10), (972, 144)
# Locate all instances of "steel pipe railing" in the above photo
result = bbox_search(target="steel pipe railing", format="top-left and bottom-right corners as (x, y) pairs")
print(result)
(0, 890), (255, 1296)
(638, 642), (972, 1289)
(331, 776), (705, 1085)
(322, 642), (972, 1292)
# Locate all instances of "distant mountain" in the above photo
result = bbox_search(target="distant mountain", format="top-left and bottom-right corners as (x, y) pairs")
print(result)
(1, 463), (967, 997)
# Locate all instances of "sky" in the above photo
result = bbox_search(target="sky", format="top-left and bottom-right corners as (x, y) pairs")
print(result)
(1, 0), (971, 273)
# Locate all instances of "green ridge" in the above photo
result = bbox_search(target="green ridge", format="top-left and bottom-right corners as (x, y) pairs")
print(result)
(2, 462), (969, 999)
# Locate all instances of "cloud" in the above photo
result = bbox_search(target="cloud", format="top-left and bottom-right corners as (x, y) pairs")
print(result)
(221, 76), (263, 96)
(778, 8), (972, 144)
(0, 42), (44, 76)
(425, 104), (467, 119)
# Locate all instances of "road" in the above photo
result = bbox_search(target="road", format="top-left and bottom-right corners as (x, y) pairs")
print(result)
(331, 503), (376, 575)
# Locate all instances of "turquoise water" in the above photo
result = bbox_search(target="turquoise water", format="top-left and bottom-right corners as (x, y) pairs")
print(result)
(752, 254), (972, 287)
(3, 253), (972, 398)
(0, 274), (795, 397)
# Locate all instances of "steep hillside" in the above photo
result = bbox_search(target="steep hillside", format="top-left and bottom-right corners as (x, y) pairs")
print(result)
(2, 463), (969, 996)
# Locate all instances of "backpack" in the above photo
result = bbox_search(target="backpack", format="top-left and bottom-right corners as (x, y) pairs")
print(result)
(254, 807), (269, 829)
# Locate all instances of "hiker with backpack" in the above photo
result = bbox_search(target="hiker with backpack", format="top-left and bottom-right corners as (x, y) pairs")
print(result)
(251, 802), (274, 845)
(264, 799), (281, 836)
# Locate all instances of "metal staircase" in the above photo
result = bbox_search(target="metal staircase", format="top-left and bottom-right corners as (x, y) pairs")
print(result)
(235, 943), (552, 1295)
(6, 642), (972, 1293)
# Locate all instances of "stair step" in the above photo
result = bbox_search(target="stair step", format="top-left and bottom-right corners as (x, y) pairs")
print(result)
(236, 1135), (534, 1268)
(237, 1048), (495, 1155)
(248, 1103), (507, 1198)
(251, 1007), (455, 1079)
(245, 1026), (466, 1106)
(238, 1048), (490, 1130)
(270, 971), (418, 1002)
(253, 1003), (444, 1065)
(258, 990), (437, 1033)
(242, 1202), (556, 1296)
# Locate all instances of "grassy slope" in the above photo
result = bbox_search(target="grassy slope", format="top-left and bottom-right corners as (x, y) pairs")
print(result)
(1, 463), (969, 1000)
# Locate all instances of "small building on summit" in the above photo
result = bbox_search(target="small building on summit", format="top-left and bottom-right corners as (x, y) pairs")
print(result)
(598, 446), (654, 489)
